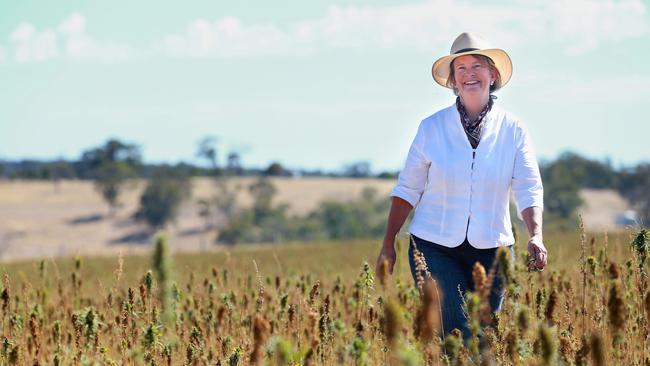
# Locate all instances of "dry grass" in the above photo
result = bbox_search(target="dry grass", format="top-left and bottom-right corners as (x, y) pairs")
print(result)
(0, 228), (645, 365)
(0, 178), (394, 261)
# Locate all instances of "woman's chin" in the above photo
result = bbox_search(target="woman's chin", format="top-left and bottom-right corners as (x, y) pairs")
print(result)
(460, 90), (487, 100)
(460, 86), (484, 94)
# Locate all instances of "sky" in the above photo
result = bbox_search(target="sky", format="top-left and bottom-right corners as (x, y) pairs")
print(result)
(0, 0), (649, 172)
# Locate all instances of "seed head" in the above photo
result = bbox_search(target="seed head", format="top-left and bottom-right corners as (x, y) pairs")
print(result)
(545, 289), (558, 325)
(443, 330), (462, 362)
(590, 332), (604, 366)
(505, 331), (518, 365)
(250, 316), (270, 364)
(144, 270), (153, 295)
(472, 261), (487, 297)
(414, 278), (441, 344)
(496, 247), (514, 286)
(410, 237), (432, 295)
(607, 283), (625, 332)
(517, 305), (531, 334)
(309, 281), (320, 305)
(377, 258), (389, 288)
(574, 334), (590, 366)
(383, 300), (402, 347)
(537, 324), (557, 366)
(608, 261), (620, 280)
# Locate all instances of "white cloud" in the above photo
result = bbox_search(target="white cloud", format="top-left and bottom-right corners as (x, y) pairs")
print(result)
(546, 0), (647, 55)
(154, 0), (648, 58)
(154, 17), (292, 57)
(3, 1), (647, 63)
(58, 12), (86, 35)
(5, 12), (133, 63)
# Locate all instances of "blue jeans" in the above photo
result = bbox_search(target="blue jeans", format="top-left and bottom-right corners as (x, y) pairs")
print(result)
(407, 234), (514, 339)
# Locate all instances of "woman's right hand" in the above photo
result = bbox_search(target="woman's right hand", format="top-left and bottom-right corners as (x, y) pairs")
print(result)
(375, 238), (397, 276)
(376, 196), (413, 277)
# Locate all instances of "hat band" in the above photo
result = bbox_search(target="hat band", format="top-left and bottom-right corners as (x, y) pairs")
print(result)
(453, 47), (479, 54)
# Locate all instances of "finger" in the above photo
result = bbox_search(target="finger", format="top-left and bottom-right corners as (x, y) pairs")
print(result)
(535, 253), (545, 268)
(376, 257), (385, 275)
(528, 245), (536, 256)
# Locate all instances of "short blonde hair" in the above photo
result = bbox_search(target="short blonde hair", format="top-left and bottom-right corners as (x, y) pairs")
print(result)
(446, 54), (502, 96)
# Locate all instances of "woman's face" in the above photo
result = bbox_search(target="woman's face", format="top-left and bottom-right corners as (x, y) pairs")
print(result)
(451, 54), (496, 101)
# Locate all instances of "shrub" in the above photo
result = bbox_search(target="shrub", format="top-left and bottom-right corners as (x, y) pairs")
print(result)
(137, 167), (191, 229)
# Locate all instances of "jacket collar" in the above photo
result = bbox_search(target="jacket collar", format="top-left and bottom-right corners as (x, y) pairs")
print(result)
(447, 102), (501, 150)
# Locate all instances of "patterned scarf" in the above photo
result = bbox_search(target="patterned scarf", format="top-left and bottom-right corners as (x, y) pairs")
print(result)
(455, 96), (494, 149)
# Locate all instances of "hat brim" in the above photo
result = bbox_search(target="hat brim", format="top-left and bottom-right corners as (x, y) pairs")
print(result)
(431, 49), (512, 89)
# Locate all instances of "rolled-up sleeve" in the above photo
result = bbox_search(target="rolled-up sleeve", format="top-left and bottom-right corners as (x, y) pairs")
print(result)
(512, 121), (543, 216)
(389, 122), (430, 208)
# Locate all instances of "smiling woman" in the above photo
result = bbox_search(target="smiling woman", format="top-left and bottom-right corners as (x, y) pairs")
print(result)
(375, 32), (546, 345)
(446, 55), (502, 97)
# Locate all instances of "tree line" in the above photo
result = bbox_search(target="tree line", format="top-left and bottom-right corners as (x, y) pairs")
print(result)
(0, 140), (387, 181)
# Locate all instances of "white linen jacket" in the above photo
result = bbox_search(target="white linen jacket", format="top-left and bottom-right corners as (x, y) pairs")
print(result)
(390, 103), (543, 249)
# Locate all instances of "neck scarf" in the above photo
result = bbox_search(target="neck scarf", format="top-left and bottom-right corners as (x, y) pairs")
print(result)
(455, 96), (494, 149)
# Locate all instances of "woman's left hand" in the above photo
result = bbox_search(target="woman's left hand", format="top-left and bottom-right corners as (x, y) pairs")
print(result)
(527, 235), (547, 272)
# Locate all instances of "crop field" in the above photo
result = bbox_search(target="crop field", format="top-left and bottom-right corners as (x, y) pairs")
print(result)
(0, 227), (647, 365)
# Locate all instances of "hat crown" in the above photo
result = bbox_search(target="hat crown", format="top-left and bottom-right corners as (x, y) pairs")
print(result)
(450, 32), (492, 54)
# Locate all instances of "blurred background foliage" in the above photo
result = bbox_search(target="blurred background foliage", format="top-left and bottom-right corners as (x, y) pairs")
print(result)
(1, 138), (648, 245)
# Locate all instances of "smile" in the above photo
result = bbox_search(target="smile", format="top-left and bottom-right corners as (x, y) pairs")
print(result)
(463, 80), (480, 85)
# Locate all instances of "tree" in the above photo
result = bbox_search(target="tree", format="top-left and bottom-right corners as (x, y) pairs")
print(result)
(264, 162), (288, 176)
(343, 161), (372, 178)
(194, 136), (243, 239)
(226, 151), (243, 176)
(249, 177), (277, 222)
(217, 177), (296, 244)
(216, 184), (391, 244)
(618, 163), (650, 224)
(80, 139), (141, 216)
(137, 166), (191, 229)
(546, 152), (618, 189)
(376, 171), (398, 179)
(196, 136), (220, 175)
(540, 159), (583, 222)
(48, 159), (76, 192)
(48, 159), (75, 180)
(308, 187), (388, 239)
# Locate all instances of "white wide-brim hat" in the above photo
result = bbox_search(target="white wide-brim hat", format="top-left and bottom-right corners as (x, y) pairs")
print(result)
(431, 32), (513, 89)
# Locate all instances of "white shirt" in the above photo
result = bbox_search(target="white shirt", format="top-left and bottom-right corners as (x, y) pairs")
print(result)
(390, 103), (543, 249)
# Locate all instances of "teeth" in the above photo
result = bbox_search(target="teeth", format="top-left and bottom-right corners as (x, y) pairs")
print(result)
(464, 81), (479, 85)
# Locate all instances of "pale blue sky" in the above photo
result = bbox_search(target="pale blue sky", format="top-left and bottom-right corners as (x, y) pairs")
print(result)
(1, 0), (648, 172)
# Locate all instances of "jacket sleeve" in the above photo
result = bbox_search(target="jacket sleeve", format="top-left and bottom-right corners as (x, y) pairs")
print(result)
(512, 121), (544, 217)
(389, 121), (430, 208)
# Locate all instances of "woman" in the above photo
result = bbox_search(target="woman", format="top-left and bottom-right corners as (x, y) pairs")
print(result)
(375, 32), (547, 338)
